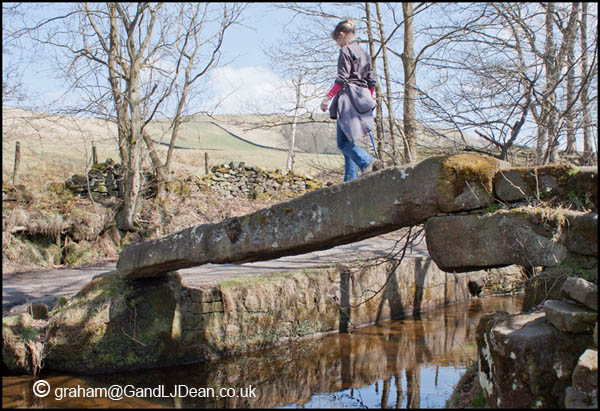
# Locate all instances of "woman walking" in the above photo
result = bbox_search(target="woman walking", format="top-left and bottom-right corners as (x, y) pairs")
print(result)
(320, 18), (383, 182)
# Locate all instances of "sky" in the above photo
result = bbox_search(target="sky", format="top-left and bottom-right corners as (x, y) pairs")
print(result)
(203, 4), (301, 114)
(3, 3), (334, 116)
(4, 3), (596, 152)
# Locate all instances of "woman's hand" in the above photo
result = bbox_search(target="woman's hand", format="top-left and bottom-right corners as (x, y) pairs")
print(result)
(320, 96), (331, 112)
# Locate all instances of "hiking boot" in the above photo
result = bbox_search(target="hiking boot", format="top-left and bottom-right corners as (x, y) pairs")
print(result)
(362, 159), (384, 175)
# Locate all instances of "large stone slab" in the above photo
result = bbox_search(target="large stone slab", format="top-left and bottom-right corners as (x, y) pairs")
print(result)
(494, 165), (597, 209)
(117, 154), (508, 279)
(425, 208), (597, 272)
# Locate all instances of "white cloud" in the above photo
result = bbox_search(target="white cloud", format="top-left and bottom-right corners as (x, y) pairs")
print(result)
(200, 66), (323, 115)
(202, 66), (288, 114)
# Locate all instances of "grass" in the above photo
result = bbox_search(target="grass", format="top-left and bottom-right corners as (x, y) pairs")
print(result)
(445, 360), (487, 408)
(217, 271), (296, 288)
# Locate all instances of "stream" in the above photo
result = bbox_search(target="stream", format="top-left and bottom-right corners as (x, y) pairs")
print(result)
(2, 294), (523, 408)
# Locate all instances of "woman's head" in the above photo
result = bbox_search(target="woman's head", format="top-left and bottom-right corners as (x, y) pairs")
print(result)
(332, 18), (355, 47)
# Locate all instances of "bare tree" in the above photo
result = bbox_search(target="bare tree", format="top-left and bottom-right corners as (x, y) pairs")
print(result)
(365, 2), (385, 155)
(401, 2), (418, 163)
(564, 8), (577, 155)
(259, 17), (334, 173)
(411, 3), (596, 165)
(24, 3), (246, 230)
(286, 72), (303, 173)
(535, 2), (581, 164)
(375, 3), (399, 162)
(2, 3), (36, 108)
(579, 2), (597, 165)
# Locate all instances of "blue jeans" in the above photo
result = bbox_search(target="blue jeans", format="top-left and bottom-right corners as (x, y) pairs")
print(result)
(336, 123), (374, 181)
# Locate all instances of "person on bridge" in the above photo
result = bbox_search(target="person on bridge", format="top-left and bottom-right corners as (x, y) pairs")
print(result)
(320, 18), (383, 182)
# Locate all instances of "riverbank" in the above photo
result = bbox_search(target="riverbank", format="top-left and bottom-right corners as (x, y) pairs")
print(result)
(6, 249), (506, 375)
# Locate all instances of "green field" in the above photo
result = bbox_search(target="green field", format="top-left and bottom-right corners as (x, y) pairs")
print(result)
(145, 119), (343, 175)
(148, 120), (277, 151)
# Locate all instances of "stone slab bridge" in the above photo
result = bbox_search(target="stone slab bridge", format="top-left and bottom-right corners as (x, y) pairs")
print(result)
(117, 153), (597, 280)
(6, 153), (598, 377)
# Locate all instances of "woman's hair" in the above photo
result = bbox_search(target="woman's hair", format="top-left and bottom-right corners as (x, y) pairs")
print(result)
(332, 18), (355, 40)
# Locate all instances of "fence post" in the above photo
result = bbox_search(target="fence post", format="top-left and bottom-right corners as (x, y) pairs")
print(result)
(92, 145), (98, 165)
(13, 141), (21, 185)
(204, 152), (209, 175)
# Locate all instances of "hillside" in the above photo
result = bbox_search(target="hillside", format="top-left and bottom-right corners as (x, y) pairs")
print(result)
(1, 107), (344, 185)
(2, 106), (494, 183)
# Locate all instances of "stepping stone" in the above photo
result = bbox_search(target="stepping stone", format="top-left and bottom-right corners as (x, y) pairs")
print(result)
(544, 300), (597, 333)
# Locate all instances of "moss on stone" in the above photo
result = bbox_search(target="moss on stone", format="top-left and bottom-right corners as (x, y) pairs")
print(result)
(217, 271), (297, 289)
(513, 164), (573, 195)
(435, 154), (499, 202)
(509, 164), (596, 209)
(44, 272), (184, 373)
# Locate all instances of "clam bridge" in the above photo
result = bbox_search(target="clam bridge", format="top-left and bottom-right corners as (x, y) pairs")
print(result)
(8, 154), (597, 401)
(117, 153), (597, 279)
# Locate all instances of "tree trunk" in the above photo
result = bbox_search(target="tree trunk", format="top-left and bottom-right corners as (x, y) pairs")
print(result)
(287, 72), (303, 173)
(116, 57), (144, 231)
(580, 3), (593, 165)
(142, 130), (168, 199)
(365, 2), (384, 155)
(402, 2), (418, 163)
(375, 2), (398, 163)
(538, 3), (555, 164)
(564, 31), (576, 155)
(541, 2), (580, 164)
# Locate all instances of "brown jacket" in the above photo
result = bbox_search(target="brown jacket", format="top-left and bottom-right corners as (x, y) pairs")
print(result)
(329, 41), (377, 142)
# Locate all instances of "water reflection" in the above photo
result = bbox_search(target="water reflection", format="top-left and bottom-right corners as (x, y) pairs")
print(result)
(3, 295), (522, 409)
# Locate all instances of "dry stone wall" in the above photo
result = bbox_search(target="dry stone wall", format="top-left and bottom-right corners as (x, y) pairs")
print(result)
(63, 159), (324, 201)
(201, 162), (324, 199)
(65, 158), (125, 198)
